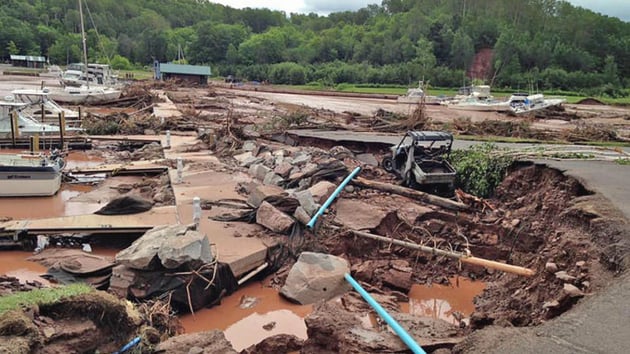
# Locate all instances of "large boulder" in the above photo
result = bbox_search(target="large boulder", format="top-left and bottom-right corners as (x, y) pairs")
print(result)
(256, 201), (295, 234)
(115, 225), (212, 270)
(281, 252), (350, 305)
(334, 199), (388, 230)
(158, 230), (213, 269)
(307, 181), (337, 204)
(247, 184), (286, 207)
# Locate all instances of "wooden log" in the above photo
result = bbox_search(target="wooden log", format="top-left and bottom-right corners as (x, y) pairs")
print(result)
(346, 228), (535, 277)
(351, 177), (468, 211)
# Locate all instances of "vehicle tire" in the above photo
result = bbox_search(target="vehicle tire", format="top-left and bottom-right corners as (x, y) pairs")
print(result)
(381, 157), (394, 172)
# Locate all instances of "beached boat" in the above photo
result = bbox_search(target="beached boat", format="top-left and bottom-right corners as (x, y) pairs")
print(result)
(443, 85), (513, 112)
(61, 63), (118, 88)
(397, 81), (445, 105)
(47, 85), (122, 105)
(0, 101), (83, 138)
(10, 88), (79, 121)
(0, 152), (64, 197)
(508, 93), (566, 114)
(49, 1), (121, 105)
(447, 96), (510, 112)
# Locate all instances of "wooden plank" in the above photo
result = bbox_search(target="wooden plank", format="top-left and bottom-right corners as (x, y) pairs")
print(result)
(0, 206), (178, 235)
(68, 160), (168, 175)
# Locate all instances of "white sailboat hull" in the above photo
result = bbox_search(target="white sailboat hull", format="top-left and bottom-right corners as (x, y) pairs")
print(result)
(48, 87), (122, 105)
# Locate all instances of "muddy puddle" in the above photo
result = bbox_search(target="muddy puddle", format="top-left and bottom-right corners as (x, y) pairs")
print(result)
(180, 281), (312, 351)
(0, 251), (49, 285)
(401, 277), (486, 325)
(180, 277), (484, 351)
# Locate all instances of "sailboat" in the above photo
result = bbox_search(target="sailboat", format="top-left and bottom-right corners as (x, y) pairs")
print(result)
(48, 0), (121, 105)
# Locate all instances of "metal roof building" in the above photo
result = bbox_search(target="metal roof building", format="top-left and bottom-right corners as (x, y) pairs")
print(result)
(10, 55), (47, 68)
(154, 62), (212, 85)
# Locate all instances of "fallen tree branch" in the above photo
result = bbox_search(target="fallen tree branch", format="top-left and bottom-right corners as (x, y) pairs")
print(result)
(345, 228), (535, 277)
(350, 177), (468, 211)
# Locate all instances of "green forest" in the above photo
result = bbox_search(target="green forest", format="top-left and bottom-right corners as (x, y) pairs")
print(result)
(1, 0), (629, 96)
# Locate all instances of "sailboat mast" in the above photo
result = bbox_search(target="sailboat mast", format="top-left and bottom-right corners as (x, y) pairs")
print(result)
(78, 0), (89, 88)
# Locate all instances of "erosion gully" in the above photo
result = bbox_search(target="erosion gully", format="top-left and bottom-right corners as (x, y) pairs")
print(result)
(0, 148), (485, 350)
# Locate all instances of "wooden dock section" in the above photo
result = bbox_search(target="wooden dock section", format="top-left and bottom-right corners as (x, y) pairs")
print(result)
(0, 206), (178, 236)
(67, 160), (168, 175)
(2, 132), (271, 279)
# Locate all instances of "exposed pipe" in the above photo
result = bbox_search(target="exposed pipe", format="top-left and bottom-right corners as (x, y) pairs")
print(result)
(307, 166), (361, 229)
(113, 336), (141, 354)
(344, 273), (426, 354)
(347, 228), (535, 277)
(238, 262), (269, 285)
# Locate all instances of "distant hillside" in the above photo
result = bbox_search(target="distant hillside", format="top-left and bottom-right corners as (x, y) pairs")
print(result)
(1, 0), (628, 94)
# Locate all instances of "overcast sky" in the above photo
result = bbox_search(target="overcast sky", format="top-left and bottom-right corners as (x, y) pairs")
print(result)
(208, 0), (629, 21)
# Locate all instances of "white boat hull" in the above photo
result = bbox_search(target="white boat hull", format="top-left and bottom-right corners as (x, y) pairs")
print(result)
(0, 154), (63, 197)
(49, 87), (122, 105)
(0, 171), (61, 196)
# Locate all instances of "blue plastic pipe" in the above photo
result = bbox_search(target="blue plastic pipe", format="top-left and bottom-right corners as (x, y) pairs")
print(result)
(114, 336), (141, 354)
(344, 273), (426, 354)
(307, 166), (361, 229)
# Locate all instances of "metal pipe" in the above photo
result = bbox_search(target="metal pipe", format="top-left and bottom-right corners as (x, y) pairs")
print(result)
(307, 166), (361, 229)
(344, 273), (426, 354)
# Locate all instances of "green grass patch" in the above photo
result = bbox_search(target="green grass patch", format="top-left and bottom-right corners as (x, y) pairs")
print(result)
(0, 283), (94, 315)
(119, 69), (153, 80)
(449, 143), (515, 198)
(616, 158), (630, 165)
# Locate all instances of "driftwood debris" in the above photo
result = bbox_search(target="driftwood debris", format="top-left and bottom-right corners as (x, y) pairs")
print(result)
(350, 177), (468, 211)
(346, 229), (535, 277)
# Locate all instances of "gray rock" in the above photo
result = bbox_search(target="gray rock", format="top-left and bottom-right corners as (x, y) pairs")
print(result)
(563, 283), (585, 297)
(158, 230), (213, 269)
(334, 199), (387, 230)
(543, 300), (560, 309)
(240, 156), (262, 168)
(355, 153), (379, 166)
(294, 206), (312, 225)
(344, 185), (355, 193)
(274, 162), (293, 178)
(298, 177), (312, 190)
(116, 224), (189, 270)
(280, 252), (351, 305)
(545, 262), (559, 273)
(242, 140), (257, 152)
(249, 164), (272, 181)
(293, 190), (319, 216)
(233, 151), (253, 164)
(555, 271), (577, 281)
(292, 153), (311, 165)
(301, 163), (319, 175)
(247, 184), (286, 207)
(256, 201), (295, 234)
(308, 181), (337, 204)
(263, 172), (284, 186)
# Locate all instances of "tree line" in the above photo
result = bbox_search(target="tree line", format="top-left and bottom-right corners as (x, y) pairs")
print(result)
(1, 0), (628, 95)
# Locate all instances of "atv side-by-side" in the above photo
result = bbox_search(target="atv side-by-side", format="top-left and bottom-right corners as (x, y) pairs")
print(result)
(381, 131), (456, 196)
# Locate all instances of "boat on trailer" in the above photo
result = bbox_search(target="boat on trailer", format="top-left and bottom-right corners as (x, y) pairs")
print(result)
(0, 151), (65, 197)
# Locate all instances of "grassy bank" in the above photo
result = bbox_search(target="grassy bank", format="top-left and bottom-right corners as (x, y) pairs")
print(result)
(0, 283), (93, 315)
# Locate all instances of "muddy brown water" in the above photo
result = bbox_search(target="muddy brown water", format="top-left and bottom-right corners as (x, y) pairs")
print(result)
(180, 277), (484, 351)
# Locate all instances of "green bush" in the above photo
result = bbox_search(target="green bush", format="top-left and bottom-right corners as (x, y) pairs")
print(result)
(449, 143), (515, 198)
